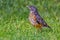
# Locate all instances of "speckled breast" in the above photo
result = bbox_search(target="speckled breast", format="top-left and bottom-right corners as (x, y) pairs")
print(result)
(29, 13), (37, 25)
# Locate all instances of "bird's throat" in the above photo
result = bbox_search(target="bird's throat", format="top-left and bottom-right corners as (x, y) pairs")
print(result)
(30, 11), (38, 15)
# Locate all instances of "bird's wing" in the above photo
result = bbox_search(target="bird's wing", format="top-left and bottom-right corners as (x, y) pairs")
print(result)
(36, 14), (47, 26)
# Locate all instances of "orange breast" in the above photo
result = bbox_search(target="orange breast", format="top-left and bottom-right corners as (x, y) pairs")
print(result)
(29, 13), (36, 21)
(29, 13), (42, 29)
(29, 13), (36, 25)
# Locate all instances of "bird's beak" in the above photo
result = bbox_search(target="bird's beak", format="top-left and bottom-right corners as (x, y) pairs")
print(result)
(26, 6), (31, 10)
(26, 6), (29, 8)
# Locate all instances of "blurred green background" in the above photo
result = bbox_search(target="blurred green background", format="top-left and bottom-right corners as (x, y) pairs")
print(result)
(0, 0), (60, 40)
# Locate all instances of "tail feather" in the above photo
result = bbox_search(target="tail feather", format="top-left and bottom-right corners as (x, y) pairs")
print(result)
(47, 25), (53, 31)
(44, 24), (51, 29)
(44, 24), (52, 30)
(47, 26), (51, 29)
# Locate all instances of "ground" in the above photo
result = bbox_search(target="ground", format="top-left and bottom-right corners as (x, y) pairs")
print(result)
(0, 0), (60, 40)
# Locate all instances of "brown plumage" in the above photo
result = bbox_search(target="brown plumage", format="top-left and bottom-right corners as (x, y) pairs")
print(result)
(27, 5), (51, 30)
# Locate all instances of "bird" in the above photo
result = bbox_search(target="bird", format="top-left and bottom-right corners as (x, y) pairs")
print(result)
(27, 5), (51, 30)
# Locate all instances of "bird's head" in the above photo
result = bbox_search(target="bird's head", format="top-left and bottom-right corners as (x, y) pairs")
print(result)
(27, 5), (37, 12)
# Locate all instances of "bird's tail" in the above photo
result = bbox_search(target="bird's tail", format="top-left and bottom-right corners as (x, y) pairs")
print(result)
(44, 24), (51, 29)
(47, 26), (51, 29)
(47, 25), (53, 31)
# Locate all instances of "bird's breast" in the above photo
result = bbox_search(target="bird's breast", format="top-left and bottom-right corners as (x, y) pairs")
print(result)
(29, 13), (37, 25)
(29, 13), (43, 28)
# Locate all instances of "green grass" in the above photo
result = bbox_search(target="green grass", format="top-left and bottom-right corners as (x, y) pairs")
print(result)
(0, 0), (60, 40)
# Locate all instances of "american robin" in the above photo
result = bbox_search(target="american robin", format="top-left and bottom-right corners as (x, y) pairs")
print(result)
(27, 5), (51, 30)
